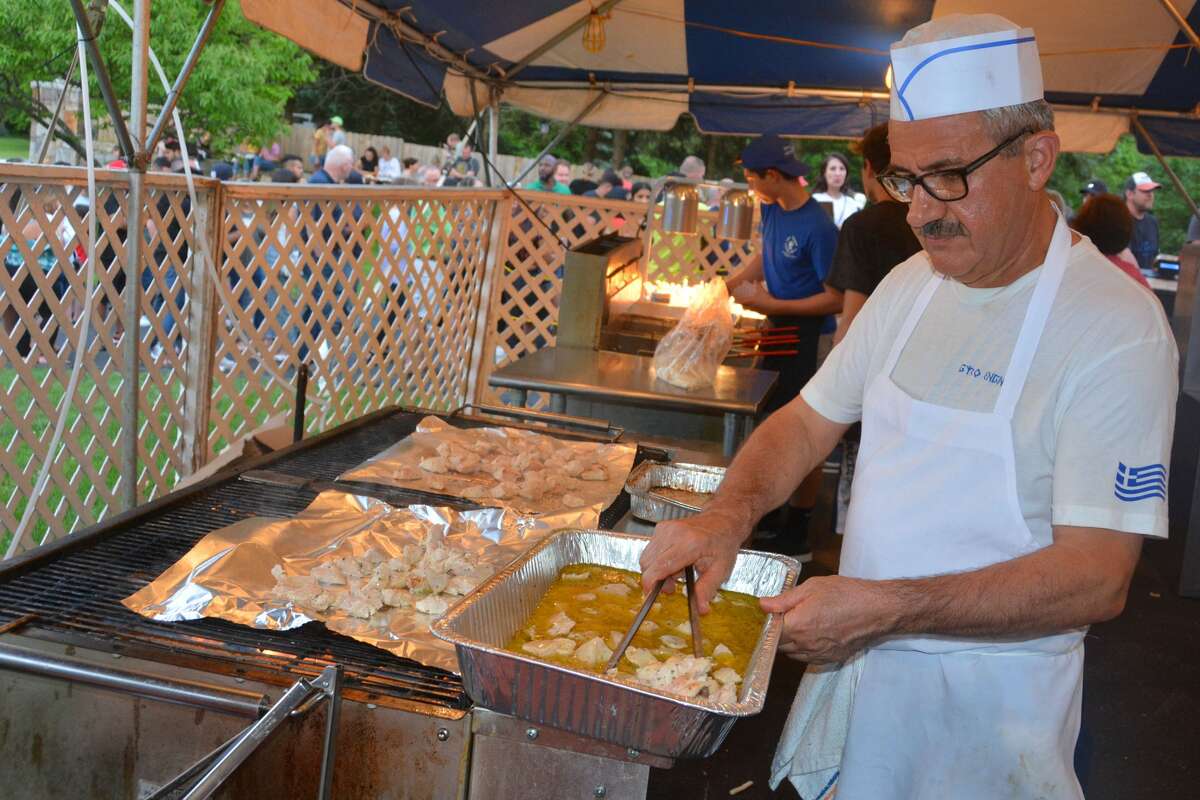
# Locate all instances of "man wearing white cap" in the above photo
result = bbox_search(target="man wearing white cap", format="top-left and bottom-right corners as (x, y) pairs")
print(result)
(640, 13), (1177, 798)
(1125, 170), (1162, 273)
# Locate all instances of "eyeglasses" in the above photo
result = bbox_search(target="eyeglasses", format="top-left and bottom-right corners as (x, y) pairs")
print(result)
(879, 131), (1031, 203)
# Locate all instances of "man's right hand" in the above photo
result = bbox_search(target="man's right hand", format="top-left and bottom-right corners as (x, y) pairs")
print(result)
(639, 507), (751, 614)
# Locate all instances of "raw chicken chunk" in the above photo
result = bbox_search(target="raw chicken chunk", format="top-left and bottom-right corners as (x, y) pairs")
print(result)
(461, 484), (488, 501)
(311, 562), (346, 586)
(562, 570), (591, 581)
(419, 457), (448, 474)
(546, 610), (576, 636)
(623, 647), (658, 668)
(713, 667), (741, 685)
(446, 575), (477, 596)
(562, 493), (585, 507)
(575, 593), (597, 602)
(635, 655), (713, 698)
(659, 634), (687, 650)
(712, 643), (732, 659)
(579, 467), (608, 482)
(521, 638), (577, 658)
(415, 595), (450, 616)
(574, 636), (614, 665)
(598, 583), (632, 597)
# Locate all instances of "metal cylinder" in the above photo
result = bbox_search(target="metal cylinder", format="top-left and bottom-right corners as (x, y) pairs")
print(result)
(660, 183), (699, 235)
(716, 189), (755, 240)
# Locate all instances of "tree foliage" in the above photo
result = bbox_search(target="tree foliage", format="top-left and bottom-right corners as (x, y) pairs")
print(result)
(0, 0), (315, 157)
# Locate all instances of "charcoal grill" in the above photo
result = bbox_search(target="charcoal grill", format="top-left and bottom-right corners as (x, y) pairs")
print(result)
(0, 406), (672, 799)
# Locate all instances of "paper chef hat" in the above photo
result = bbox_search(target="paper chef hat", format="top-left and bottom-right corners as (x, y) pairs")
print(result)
(890, 14), (1044, 122)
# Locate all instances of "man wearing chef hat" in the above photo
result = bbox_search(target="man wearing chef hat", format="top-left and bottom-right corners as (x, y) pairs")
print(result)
(641, 13), (1176, 797)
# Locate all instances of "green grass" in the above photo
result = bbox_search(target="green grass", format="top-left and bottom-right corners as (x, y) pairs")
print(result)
(0, 136), (29, 160)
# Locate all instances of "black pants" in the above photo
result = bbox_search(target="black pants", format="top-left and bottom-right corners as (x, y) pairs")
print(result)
(760, 315), (825, 415)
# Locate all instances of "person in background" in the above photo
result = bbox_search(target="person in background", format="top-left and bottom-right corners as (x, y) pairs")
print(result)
(570, 162), (599, 195)
(725, 134), (842, 561)
(251, 141), (281, 180)
(402, 158), (421, 181)
(620, 164), (635, 192)
(420, 165), (442, 188)
(280, 154), (305, 181)
(311, 119), (332, 169)
(1080, 178), (1107, 200)
(452, 141), (481, 179)
(328, 116), (347, 147)
(1125, 170), (1161, 274)
(812, 152), (866, 228)
(1071, 193), (1152, 290)
(151, 156), (172, 171)
(630, 181), (652, 205)
(107, 145), (126, 168)
(302, 145), (360, 358)
(582, 169), (627, 200)
(440, 132), (461, 168)
(524, 156), (571, 194)
(679, 155), (706, 182)
(270, 167), (298, 184)
(359, 146), (379, 177)
(377, 146), (402, 182)
(824, 123), (922, 535)
(554, 160), (572, 189)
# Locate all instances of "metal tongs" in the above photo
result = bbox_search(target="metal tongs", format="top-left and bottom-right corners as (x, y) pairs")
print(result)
(606, 566), (705, 672)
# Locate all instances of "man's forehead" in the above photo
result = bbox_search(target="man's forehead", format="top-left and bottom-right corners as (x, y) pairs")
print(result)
(888, 114), (990, 171)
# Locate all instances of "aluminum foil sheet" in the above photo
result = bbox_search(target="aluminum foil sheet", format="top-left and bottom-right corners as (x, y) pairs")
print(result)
(625, 461), (726, 523)
(122, 490), (569, 673)
(337, 416), (637, 527)
(431, 529), (800, 758)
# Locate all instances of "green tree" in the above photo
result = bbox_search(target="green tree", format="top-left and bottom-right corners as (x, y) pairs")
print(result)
(0, 0), (315, 159)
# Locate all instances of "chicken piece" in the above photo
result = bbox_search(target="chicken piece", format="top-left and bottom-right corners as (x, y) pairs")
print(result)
(598, 583), (632, 597)
(521, 638), (577, 658)
(360, 548), (386, 566)
(562, 569), (591, 581)
(420, 456), (449, 474)
(448, 449), (481, 474)
(381, 588), (413, 608)
(446, 575), (477, 596)
(640, 619), (659, 633)
(624, 646), (658, 668)
(489, 464), (522, 483)
(579, 466), (608, 482)
(713, 667), (742, 685)
(425, 476), (448, 492)
(713, 682), (739, 705)
(460, 484), (488, 501)
(710, 593), (724, 604)
(402, 544), (424, 567)
(490, 482), (515, 500)
(651, 602), (662, 613)
(415, 594), (450, 616)
(271, 569), (325, 607)
(575, 592), (597, 602)
(568, 631), (589, 642)
(425, 570), (450, 594)
(607, 630), (623, 649)
(674, 620), (692, 636)
(582, 607), (599, 615)
(336, 587), (384, 619)
(311, 562), (346, 586)
(443, 552), (476, 576)
(659, 634), (687, 650)
(561, 493), (586, 507)
(574, 636), (614, 665)
(513, 451), (543, 471)
(634, 655), (713, 697)
(436, 442), (453, 458)
(712, 643), (733, 660)
(622, 575), (640, 589)
(517, 476), (545, 502)
(333, 556), (364, 579)
(546, 610), (576, 636)
(561, 459), (586, 478)
(392, 465), (421, 481)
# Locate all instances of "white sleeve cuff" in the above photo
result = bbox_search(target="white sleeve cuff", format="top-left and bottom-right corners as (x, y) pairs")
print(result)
(1052, 503), (1168, 539)
(799, 384), (860, 425)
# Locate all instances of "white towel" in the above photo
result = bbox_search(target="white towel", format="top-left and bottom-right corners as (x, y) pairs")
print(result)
(769, 652), (865, 798)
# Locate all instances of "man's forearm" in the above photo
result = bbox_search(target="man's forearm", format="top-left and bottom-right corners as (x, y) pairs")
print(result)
(763, 288), (843, 317)
(710, 402), (836, 534)
(873, 528), (1142, 640)
(725, 255), (763, 291)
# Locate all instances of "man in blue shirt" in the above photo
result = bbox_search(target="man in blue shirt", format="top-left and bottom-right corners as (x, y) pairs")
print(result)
(726, 134), (842, 560)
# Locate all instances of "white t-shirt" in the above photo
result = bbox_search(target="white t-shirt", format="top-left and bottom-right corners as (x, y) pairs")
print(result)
(811, 192), (865, 229)
(803, 237), (1177, 539)
(378, 157), (402, 180)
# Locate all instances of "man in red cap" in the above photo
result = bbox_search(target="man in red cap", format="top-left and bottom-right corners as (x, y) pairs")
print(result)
(1124, 170), (1162, 274)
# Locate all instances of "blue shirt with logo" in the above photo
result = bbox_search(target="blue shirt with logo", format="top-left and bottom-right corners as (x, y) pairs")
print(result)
(760, 198), (839, 332)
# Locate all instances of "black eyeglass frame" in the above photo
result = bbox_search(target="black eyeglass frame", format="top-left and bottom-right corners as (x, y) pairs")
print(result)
(879, 130), (1032, 203)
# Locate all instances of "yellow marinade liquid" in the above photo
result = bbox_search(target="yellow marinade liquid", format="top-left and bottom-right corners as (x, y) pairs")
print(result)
(505, 563), (767, 676)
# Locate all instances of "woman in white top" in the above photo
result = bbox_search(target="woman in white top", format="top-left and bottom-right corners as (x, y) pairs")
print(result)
(811, 152), (865, 229)
(377, 145), (402, 182)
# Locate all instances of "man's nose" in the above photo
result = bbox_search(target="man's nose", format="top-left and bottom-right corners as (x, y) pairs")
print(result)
(906, 184), (946, 230)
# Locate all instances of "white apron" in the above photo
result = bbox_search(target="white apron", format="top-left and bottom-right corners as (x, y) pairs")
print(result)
(773, 216), (1085, 799)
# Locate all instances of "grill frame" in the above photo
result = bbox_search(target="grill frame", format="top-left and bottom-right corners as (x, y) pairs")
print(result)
(0, 407), (660, 716)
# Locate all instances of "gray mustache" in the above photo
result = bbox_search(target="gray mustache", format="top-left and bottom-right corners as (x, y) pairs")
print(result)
(920, 220), (966, 238)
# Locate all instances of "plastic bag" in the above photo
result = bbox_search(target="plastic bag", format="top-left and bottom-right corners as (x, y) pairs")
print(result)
(652, 280), (734, 390)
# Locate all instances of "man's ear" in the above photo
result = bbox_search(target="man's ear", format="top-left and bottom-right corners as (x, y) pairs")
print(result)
(1026, 131), (1060, 191)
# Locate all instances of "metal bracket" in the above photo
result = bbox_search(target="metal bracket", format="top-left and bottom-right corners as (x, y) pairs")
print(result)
(454, 403), (624, 441)
(150, 665), (343, 800)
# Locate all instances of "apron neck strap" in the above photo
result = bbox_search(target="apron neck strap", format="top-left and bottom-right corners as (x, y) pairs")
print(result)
(993, 213), (1071, 418)
(882, 268), (942, 376)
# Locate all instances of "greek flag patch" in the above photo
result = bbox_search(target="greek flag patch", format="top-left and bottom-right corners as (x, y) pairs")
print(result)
(1114, 462), (1166, 502)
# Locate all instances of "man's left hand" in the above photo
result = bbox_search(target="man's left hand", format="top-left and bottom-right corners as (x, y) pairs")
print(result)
(730, 280), (774, 313)
(761, 575), (895, 663)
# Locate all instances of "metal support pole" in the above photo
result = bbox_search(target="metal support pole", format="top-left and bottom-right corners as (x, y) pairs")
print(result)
(144, 0), (226, 158)
(1132, 115), (1200, 222)
(510, 92), (607, 186)
(294, 362), (309, 443)
(67, 0), (135, 162)
(1157, 0), (1200, 52)
(35, 50), (80, 164)
(121, 0), (150, 511)
(488, 103), (501, 186)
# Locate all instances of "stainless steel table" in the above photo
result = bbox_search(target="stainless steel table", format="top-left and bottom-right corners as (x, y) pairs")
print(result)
(488, 347), (778, 457)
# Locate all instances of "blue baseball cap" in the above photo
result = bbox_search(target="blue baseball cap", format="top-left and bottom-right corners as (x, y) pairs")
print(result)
(738, 135), (808, 178)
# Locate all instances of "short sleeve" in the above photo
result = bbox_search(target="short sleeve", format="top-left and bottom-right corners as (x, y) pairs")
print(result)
(826, 217), (873, 294)
(1051, 337), (1178, 537)
(800, 281), (891, 424)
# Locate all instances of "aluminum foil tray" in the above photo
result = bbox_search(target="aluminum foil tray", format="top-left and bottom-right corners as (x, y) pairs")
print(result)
(625, 461), (725, 522)
(431, 529), (799, 759)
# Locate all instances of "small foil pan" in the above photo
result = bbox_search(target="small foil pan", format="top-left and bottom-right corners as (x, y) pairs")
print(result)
(431, 529), (799, 759)
(625, 461), (726, 522)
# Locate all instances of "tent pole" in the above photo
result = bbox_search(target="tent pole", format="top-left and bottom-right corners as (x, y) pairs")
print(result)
(1132, 115), (1200, 222)
(488, 103), (501, 186)
(510, 92), (607, 186)
(68, 0), (135, 161)
(35, 50), (80, 164)
(1156, 0), (1200, 51)
(506, 0), (626, 80)
(120, 0), (150, 511)
(144, 0), (226, 158)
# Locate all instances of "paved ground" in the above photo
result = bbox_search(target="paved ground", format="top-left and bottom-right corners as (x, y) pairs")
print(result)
(648, 394), (1200, 799)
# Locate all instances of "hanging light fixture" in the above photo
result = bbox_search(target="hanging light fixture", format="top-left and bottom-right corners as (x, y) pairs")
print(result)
(660, 182), (700, 235)
(716, 188), (755, 240)
(582, 7), (610, 54)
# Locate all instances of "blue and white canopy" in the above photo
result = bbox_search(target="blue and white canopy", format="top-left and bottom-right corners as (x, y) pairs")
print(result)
(242, 0), (1200, 155)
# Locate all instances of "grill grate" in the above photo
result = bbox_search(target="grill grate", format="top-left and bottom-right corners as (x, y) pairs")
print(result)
(0, 410), (657, 711)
